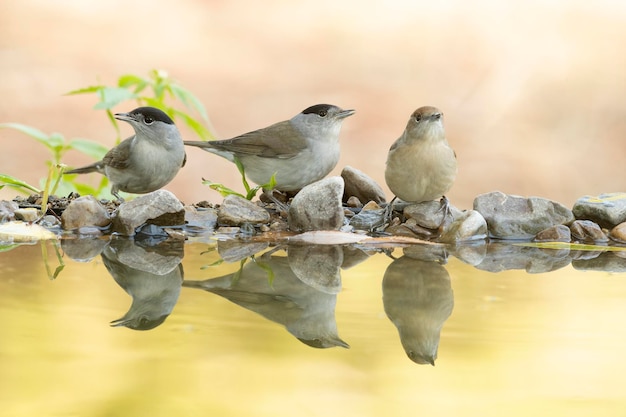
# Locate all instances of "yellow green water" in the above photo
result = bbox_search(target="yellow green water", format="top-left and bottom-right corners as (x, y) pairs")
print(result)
(1, 240), (625, 417)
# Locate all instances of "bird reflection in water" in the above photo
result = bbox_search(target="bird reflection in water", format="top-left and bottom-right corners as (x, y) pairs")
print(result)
(101, 238), (184, 330)
(382, 249), (454, 365)
(184, 243), (349, 349)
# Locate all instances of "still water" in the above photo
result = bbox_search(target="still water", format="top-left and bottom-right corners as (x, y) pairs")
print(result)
(1, 235), (626, 417)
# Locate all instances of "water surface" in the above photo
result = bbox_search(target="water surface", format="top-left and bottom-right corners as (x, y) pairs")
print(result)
(1, 237), (625, 417)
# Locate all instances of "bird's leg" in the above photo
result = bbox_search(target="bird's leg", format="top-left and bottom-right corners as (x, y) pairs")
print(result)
(261, 188), (290, 213)
(111, 187), (125, 204)
(435, 195), (453, 234)
(384, 196), (398, 224)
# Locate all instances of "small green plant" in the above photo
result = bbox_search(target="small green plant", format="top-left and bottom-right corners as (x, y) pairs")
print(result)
(202, 157), (277, 200)
(67, 69), (214, 142)
(0, 123), (109, 212)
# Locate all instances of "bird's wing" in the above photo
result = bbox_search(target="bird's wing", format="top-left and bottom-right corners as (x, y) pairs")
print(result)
(103, 137), (134, 169)
(213, 121), (308, 159)
(182, 152), (187, 168)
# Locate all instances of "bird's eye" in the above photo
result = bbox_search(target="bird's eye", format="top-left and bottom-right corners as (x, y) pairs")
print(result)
(414, 114), (422, 122)
(144, 116), (154, 125)
(319, 110), (328, 117)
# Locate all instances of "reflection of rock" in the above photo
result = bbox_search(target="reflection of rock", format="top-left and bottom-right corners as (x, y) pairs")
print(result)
(184, 247), (348, 349)
(382, 256), (454, 365)
(288, 244), (342, 294)
(61, 237), (107, 262)
(572, 251), (626, 272)
(475, 242), (571, 273)
(102, 238), (184, 330)
(217, 239), (269, 263)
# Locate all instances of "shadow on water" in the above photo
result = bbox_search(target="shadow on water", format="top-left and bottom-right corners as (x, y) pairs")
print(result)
(5, 233), (626, 365)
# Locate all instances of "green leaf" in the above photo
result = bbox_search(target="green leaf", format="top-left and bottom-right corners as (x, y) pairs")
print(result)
(118, 74), (148, 93)
(68, 139), (109, 160)
(201, 179), (246, 198)
(515, 242), (626, 252)
(65, 85), (104, 95)
(169, 84), (210, 120)
(93, 87), (138, 110)
(47, 132), (66, 149)
(0, 173), (41, 193)
(0, 123), (49, 143)
(171, 109), (214, 141)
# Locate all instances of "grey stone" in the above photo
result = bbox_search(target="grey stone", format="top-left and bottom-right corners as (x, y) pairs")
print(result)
(184, 206), (218, 231)
(218, 195), (270, 226)
(61, 195), (111, 231)
(569, 220), (608, 243)
(439, 210), (488, 243)
(346, 196), (363, 208)
(0, 200), (18, 223)
(14, 208), (38, 222)
(573, 192), (626, 228)
(341, 246), (373, 269)
(473, 191), (574, 240)
(349, 205), (386, 231)
(609, 222), (626, 243)
(403, 200), (463, 230)
(288, 177), (345, 232)
(341, 166), (386, 204)
(534, 225), (571, 242)
(112, 190), (184, 236)
(475, 242), (571, 273)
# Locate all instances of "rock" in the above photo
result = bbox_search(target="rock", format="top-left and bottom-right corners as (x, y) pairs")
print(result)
(14, 208), (38, 222)
(346, 196), (362, 208)
(475, 242), (571, 273)
(0, 222), (57, 242)
(609, 222), (626, 243)
(439, 210), (488, 243)
(112, 190), (184, 236)
(572, 192), (626, 229)
(288, 177), (345, 232)
(403, 200), (463, 230)
(569, 220), (608, 243)
(473, 191), (574, 240)
(61, 195), (111, 231)
(184, 206), (218, 231)
(218, 195), (270, 226)
(349, 201), (386, 231)
(341, 166), (386, 204)
(534, 225), (571, 242)
(0, 200), (18, 223)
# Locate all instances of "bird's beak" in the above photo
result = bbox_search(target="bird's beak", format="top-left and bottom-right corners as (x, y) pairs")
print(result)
(114, 112), (136, 123)
(337, 109), (356, 119)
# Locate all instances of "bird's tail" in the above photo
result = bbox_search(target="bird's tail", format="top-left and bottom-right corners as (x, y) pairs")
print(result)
(64, 161), (104, 175)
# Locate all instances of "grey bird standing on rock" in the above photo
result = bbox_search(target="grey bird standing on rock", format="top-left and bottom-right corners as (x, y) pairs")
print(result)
(385, 106), (457, 215)
(64, 107), (186, 201)
(184, 104), (355, 194)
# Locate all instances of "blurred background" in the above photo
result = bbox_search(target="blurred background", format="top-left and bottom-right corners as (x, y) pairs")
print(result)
(1, 0), (625, 209)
